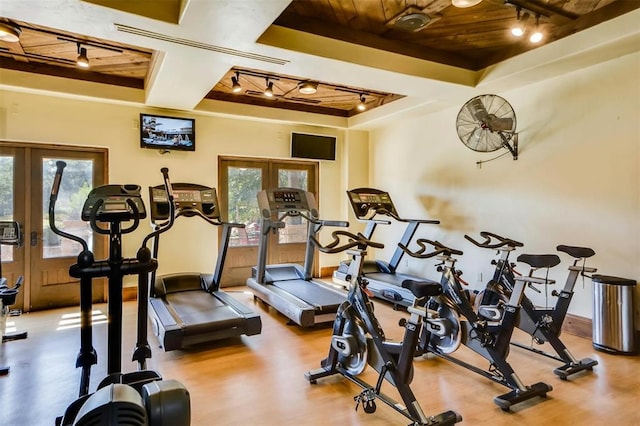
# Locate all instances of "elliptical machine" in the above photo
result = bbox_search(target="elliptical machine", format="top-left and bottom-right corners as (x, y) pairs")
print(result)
(466, 231), (598, 379)
(305, 230), (462, 426)
(50, 161), (190, 425)
(403, 238), (552, 411)
(0, 221), (28, 376)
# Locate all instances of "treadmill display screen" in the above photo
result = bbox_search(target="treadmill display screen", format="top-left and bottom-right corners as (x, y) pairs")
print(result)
(274, 191), (301, 204)
(173, 190), (201, 202)
(348, 189), (396, 218)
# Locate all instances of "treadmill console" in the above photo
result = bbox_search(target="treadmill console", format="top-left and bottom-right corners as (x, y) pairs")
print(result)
(81, 185), (147, 222)
(258, 187), (318, 219)
(347, 188), (398, 219)
(149, 183), (220, 221)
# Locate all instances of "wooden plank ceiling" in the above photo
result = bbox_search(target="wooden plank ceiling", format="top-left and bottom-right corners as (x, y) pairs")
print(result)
(0, 0), (637, 117)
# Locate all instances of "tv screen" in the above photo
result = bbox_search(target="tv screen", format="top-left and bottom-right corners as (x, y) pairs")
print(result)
(140, 113), (195, 151)
(291, 132), (336, 161)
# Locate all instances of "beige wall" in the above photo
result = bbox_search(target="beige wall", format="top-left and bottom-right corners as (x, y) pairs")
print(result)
(2, 52), (638, 324)
(0, 90), (352, 284)
(370, 52), (640, 323)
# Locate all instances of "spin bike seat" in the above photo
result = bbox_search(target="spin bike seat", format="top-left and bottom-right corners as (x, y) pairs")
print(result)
(556, 245), (595, 259)
(517, 254), (561, 269)
(402, 279), (442, 298)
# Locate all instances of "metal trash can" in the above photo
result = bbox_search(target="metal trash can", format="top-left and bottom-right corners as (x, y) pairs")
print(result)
(592, 274), (637, 354)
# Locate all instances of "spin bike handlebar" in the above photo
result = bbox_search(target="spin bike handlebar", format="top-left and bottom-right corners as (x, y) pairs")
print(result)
(399, 238), (463, 259)
(464, 231), (523, 249)
(309, 230), (384, 254)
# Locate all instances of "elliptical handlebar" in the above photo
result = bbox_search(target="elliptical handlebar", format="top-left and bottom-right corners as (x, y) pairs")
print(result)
(399, 238), (463, 259)
(309, 230), (384, 254)
(142, 168), (177, 249)
(464, 231), (523, 249)
(49, 161), (89, 252)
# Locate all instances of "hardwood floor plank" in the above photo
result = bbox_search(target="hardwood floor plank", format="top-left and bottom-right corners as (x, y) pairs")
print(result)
(1, 288), (638, 425)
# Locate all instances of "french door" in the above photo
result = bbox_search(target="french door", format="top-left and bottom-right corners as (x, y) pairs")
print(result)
(218, 157), (318, 286)
(0, 142), (107, 311)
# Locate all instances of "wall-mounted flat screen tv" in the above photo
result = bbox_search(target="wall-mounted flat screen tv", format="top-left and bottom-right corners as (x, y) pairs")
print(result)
(140, 113), (195, 151)
(291, 132), (336, 161)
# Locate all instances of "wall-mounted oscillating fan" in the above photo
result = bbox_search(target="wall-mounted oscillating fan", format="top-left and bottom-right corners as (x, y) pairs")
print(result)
(456, 94), (518, 160)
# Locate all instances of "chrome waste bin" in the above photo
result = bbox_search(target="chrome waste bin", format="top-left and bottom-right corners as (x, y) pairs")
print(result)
(592, 274), (637, 354)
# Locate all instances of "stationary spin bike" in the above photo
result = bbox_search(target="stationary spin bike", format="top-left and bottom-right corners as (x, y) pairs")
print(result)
(50, 161), (190, 425)
(402, 239), (552, 411)
(305, 230), (462, 426)
(466, 231), (598, 379)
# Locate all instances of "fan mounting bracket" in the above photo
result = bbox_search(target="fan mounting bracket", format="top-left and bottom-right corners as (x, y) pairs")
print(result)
(501, 132), (518, 160)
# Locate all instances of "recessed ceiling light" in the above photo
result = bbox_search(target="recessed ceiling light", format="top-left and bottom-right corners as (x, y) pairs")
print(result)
(0, 21), (21, 43)
(451, 0), (482, 8)
(298, 81), (317, 95)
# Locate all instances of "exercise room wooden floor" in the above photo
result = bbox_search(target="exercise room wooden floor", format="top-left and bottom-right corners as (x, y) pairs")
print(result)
(1, 287), (638, 425)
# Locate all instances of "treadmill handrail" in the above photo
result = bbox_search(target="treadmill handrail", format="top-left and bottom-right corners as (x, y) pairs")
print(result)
(374, 207), (440, 225)
(176, 206), (245, 229)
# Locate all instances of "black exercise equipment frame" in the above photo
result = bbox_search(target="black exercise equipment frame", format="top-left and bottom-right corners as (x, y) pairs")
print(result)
(305, 230), (462, 426)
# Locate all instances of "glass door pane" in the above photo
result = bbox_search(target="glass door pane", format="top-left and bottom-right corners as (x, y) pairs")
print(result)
(41, 158), (94, 258)
(0, 155), (14, 262)
(227, 166), (262, 247)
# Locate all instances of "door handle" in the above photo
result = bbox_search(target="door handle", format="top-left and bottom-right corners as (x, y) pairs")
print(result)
(31, 231), (38, 247)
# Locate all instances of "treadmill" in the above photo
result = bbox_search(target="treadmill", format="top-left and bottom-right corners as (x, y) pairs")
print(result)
(333, 188), (440, 308)
(246, 187), (347, 327)
(147, 182), (261, 351)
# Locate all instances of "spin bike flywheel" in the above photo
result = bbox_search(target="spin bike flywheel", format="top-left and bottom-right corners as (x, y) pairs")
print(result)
(337, 313), (369, 376)
(429, 299), (462, 354)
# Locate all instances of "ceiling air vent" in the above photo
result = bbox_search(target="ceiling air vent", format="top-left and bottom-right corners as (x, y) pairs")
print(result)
(388, 7), (433, 32)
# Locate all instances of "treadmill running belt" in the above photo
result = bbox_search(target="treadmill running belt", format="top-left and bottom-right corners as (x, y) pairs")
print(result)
(167, 291), (246, 335)
(273, 279), (344, 309)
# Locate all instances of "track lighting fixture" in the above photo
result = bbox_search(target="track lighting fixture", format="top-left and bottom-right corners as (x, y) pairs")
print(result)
(264, 79), (274, 98)
(298, 81), (318, 95)
(357, 94), (366, 111)
(231, 72), (242, 93)
(529, 14), (543, 43)
(451, 0), (482, 8)
(0, 21), (21, 43)
(76, 43), (89, 68)
(511, 8), (529, 37)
